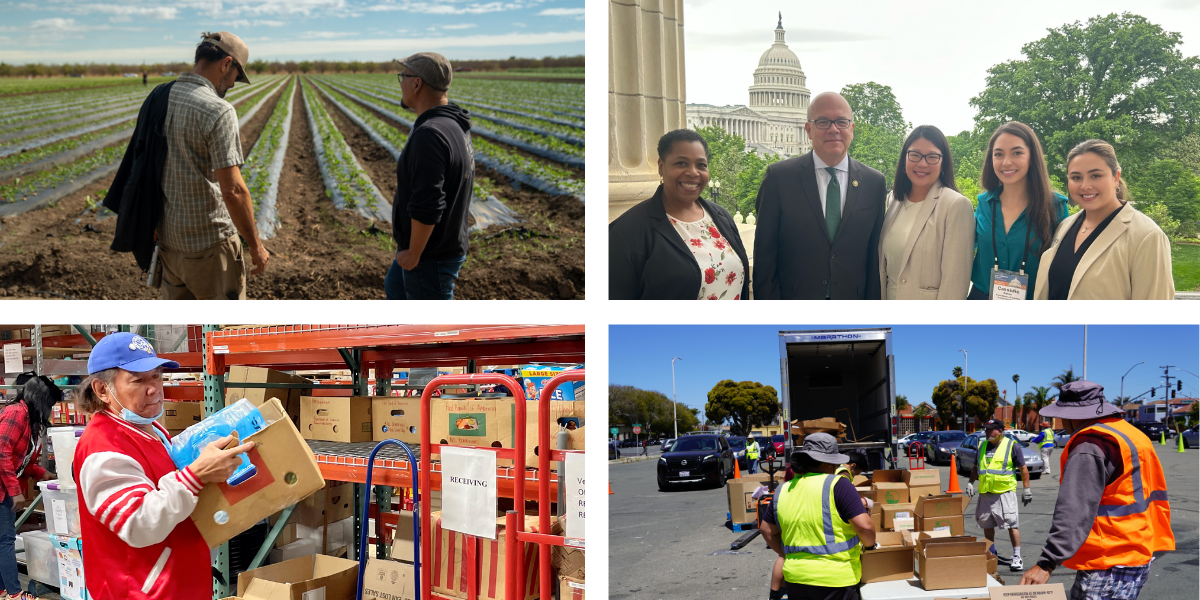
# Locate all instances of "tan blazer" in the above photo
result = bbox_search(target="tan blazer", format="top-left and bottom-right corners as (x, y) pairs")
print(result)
(1033, 205), (1174, 300)
(877, 182), (976, 299)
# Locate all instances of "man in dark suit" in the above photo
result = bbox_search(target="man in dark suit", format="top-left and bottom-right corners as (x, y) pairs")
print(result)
(753, 92), (887, 299)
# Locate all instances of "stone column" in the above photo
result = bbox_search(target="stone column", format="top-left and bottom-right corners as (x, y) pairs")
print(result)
(610, 0), (687, 221)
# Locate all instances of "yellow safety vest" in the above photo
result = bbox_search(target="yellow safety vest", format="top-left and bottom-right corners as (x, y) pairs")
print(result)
(977, 436), (1017, 494)
(746, 441), (759, 460)
(834, 465), (852, 480)
(1041, 428), (1056, 448)
(776, 473), (861, 587)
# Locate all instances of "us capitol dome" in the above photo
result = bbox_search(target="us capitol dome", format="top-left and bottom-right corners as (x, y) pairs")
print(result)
(686, 13), (811, 156)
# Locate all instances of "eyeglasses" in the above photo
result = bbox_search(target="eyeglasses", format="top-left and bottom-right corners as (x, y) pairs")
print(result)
(906, 150), (943, 165)
(808, 118), (853, 130)
(397, 72), (421, 85)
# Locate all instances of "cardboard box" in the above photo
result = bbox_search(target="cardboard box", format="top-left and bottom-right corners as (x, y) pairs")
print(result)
(869, 502), (882, 531)
(283, 482), (355, 531)
(872, 481), (909, 505)
(917, 515), (965, 536)
(237, 554), (358, 600)
(361, 558), (416, 600)
(430, 511), (550, 600)
(430, 397), (582, 468)
(915, 535), (989, 591)
(225, 366), (311, 426)
(559, 575), (585, 600)
(903, 468), (941, 488)
(157, 401), (203, 430)
(522, 400), (585, 469)
(372, 397), (421, 443)
(872, 469), (905, 483)
(909, 484), (942, 500)
(727, 476), (770, 524)
(567, 425), (585, 451)
(915, 494), (970, 519)
(390, 511), (415, 563)
(859, 531), (914, 584)
(988, 584), (1066, 599)
(192, 398), (326, 548)
(882, 503), (916, 530)
(268, 538), (318, 564)
(552, 544), (585, 580)
(301, 396), (373, 443)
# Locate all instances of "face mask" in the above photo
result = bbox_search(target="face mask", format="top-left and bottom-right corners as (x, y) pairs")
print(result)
(110, 385), (163, 425)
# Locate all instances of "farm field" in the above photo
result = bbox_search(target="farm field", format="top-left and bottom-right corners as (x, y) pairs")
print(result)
(0, 73), (584, 299)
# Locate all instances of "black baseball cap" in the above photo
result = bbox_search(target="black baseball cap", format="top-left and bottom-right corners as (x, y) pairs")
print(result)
(982, 419), (1004, 431)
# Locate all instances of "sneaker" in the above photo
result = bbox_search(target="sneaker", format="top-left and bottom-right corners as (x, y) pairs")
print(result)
(1010, 555), (1024, 571)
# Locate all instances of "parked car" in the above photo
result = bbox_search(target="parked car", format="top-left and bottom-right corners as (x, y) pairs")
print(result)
(657, 433), (735, 491)
(609, 439), (621, 460)
(955, 433), (1045, 479)
(1132, 421), (1173, 440)
(1008, 429), (1035, 443)
(901, 431), (936, 456)
(661, 438), (676, 451)
(924, 430), (966, 465)
(1182, 425), (1198, 449)
(771, 434), (787, 456)
(620, 439), (638, 448)
(1053, 429), (1071, 448)
(728, 436), (749, 468)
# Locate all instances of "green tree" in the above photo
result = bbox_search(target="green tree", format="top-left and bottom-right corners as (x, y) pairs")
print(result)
(953, 366), (963, 378)
(841, 82), (909, 191)
(896, 394), (909, 411)
(705, 380), (780, 436)
(348, 60), (363, 73)
(1140, 203), (1182, 241)
(1052, 367), (1081, 393)
(248, 59), (270, 74)
(970, 13), (1200, 184)
(298, 61), (313, 74)
(1128, 159), (1200, 236)
(0, 62), (11, 77)
(1190, 401), (1198, 427)
(609, 384), (698, 436)
(931, 374), (1001, 429)
(1013, 396), (1024, 429)
(695, 125), (781, 216)
(913, 403), (931, 419)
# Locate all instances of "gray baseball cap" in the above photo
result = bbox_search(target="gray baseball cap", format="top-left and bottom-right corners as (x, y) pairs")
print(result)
(200, 31), (250, 84)
(395, 52), (452, 91)
(796, 432), (849, 465)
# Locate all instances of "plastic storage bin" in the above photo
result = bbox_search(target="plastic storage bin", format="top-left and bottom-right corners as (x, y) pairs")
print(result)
(19, 530), (60, 585)
(38, 479), (81, 537)
(49, 426), (85, 485)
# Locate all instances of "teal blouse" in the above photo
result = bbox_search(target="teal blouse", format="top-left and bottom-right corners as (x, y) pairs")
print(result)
(970, 187), (1069, 299)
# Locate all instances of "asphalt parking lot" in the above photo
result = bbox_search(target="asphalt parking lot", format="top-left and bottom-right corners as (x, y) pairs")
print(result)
(609, 444), (1198, 600)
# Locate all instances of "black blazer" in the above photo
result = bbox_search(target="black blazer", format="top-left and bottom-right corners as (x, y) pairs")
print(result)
(752, 152), (886, 299)
(609, 186), (751, 300)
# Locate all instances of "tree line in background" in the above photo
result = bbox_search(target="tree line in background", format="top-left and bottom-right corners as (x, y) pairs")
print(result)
(0, 55), (585, 78)
(609, 384), (700, 438)
(609, 380), (783, 438)
(698, 13), (1200, 241)
(928, 365), (1084, 431)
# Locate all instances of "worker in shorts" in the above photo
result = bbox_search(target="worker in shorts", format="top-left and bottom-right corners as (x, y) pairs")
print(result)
(1031, 421), (1056, 476)
(966, 419), (1032, 572)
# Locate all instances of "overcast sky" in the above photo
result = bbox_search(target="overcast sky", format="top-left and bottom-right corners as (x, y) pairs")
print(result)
(683, 0), (1200, 135)
(0, 0), (584, 64)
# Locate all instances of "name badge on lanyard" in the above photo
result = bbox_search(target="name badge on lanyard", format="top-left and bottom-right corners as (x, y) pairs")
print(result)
(990, 201), (1030, 301)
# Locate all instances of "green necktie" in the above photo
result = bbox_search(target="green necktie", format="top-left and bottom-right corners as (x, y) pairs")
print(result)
(825, 166), (841, 239)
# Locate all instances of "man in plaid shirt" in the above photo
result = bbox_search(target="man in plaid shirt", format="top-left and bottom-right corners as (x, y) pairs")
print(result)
(159, 31), (268, 300)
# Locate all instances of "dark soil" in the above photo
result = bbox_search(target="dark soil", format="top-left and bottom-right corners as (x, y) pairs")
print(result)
(0, 76), (585, 300)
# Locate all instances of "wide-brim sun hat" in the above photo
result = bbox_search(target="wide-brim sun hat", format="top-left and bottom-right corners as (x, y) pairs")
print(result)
(1038, 380), (1123, 420)
(88, 332), (180, 374)
(796, 432), (849, 464)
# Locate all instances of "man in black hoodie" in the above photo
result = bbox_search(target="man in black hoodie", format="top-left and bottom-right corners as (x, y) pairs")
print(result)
(386, 52), (475, 300)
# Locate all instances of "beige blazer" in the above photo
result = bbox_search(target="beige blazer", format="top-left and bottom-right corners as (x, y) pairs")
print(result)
(1033, 205), (1174, 300)
(877, 181), (976, 299)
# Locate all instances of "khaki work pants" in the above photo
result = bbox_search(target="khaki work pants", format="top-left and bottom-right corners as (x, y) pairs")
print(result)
(160, 235), (247, 300)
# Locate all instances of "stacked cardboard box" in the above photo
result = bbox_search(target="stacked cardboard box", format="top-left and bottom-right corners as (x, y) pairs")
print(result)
(428, 397), (584, 468)
(914, 494), (970, 537)
(158, 401), (203, 436)
(914, 534), (990, 591)
(300, 396), (373, 443)
(790, 417), (847, 440)
(870, 470), (909, 505)
(372, 397), (422, 443)
(859, 531), (915, 584)
(361, 557), (416, 600)
(904, 468), (942, 499)
(225, 366), (312, 427)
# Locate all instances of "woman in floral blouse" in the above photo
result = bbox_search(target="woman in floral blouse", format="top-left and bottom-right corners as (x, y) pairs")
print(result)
(609, 129), (751, 300)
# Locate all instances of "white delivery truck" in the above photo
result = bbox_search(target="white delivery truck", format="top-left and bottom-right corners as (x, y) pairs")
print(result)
(778, 328), (898, 469)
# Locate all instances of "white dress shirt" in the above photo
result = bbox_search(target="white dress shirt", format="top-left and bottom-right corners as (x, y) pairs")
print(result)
(814, 153), (849, 217)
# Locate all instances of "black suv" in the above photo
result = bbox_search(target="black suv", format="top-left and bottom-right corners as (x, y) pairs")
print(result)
(1132, 421), (1173, 440)
(657, 433), (735, 491)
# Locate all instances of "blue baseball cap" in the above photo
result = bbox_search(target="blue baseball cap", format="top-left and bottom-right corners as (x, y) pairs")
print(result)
(88, 332), (179, 374)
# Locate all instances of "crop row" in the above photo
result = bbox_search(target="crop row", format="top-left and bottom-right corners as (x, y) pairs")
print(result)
(0, 82), (151, 115)
(243, 76), (298, 238)
(329, 80), (583, 164)
(0, 75), (177, 96)
(359, 73), (584, 108)
(0, 93), (146, 131)
(0, 143), (124, 204)
(300, 77), (390, 221)
(310, 79), (407, 155)
(317, 79), (583, 201)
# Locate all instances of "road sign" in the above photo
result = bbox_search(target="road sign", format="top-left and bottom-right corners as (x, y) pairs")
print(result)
(633, 425), (642, 434)
(610, 427), (619, 435)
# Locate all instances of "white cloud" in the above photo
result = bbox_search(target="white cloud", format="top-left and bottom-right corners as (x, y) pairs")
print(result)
(300, 30), (356, 39)
(256, 20), (287, 27)
(365, 1), (535, 15)
(77, 4), (179, 20)
(538, 8), (583, 16)
(442, 23), (477, 29)
(164, 34), (173, 40)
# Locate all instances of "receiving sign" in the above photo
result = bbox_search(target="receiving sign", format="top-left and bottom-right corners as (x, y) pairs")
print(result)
(565, 452), (585, 541)
(441, 446), (498, 539)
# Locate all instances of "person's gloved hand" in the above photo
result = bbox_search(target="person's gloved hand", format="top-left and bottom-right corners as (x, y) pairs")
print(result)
(966, 482), (976, 498)
(1023, 487), (1033, 506)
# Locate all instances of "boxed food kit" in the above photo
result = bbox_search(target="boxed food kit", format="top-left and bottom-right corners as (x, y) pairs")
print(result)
(372, 397), (422, 443)
(158, 401), (203, 430)
(915, 494), (970, 537)
(236, 554), (359, 600)
(430, 397), (583, 467)
(859, 531), (915, 584)
(301, 396), (374, 443)
(726, 473), (772, 524)
(915, 535), (990, 591)
(361, 558), (416, 600)
(191, 398), (326, 548)
(904, 468), (943, 499)
(225, 366), (312, 425)
(987, 584), (1067, 599)
(881, 502), (916, 530)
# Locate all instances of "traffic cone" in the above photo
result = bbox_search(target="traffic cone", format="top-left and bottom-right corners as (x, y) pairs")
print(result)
(733, 461), (741, 479)
(1177, 432), (1186, 453)
(946, 455), (963, 494)
(1160, 431), (1166, 445)
(609, 483), (614, 494)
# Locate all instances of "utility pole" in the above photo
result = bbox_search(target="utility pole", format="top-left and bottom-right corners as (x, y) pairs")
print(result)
(671, 356), (683, 440)
(1082, 325), (1088, 380)
(1160, 366), (1176, 423)
(958, 349), (968, 431)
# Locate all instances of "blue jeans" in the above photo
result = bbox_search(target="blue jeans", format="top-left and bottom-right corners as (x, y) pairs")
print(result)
(0, 496), (20, 595)
(385, 255), (466, 300)
(749, 459), (758, 474)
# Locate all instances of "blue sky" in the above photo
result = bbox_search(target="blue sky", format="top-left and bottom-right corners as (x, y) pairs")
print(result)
(610, 325), (1200, 421)
(0, 0), (584, 64)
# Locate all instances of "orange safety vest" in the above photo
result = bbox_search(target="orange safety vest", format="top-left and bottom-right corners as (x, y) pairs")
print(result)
(1060, 417), (1174, 571)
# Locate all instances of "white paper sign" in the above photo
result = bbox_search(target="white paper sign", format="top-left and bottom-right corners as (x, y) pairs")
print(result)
(302, 587), (326, 600)
(565, 452), (585, 540)
(441, 446), (497, 539)
(3, 344), (22, 374)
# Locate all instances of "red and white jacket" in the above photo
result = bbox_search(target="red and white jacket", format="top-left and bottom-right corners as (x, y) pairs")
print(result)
(73, 410), (210, 600)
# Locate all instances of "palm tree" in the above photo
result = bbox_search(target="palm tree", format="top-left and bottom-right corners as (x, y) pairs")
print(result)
(1014, 397), (1024, 429)
(1052, 367), (1080, 393)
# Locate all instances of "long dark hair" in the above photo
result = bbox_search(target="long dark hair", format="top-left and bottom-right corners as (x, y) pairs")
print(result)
(15, 373), (62, 440)
(893, 125), (957, 200)
(981, 121), (1059, 251)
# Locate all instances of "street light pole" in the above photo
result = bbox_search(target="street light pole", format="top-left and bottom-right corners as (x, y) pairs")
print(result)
(1121, 361), (1145, 400)
(958, 349), (968, 431)
(672, 356), (683, 439)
